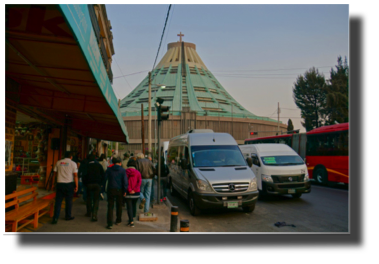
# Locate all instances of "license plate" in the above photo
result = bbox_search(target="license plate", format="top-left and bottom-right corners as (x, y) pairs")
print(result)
(227, 201), (238, 208)
(288, 189), (296, 194)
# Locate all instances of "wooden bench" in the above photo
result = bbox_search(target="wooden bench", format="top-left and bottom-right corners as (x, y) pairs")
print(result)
(5, 187), (54, 232)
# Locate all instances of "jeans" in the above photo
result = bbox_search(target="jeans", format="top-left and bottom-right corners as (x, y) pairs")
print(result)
(160, 178), (168, 199)
(86, 183), (101, 217)
(78, 180), (83, 195)
(82, 186), (87, 202)
(140, 179), (152, 213)
(54, 182), (75, 219)
(125, 193), (139, 223)
(107, 189), (123, 226)
(151, 176), (156, 202)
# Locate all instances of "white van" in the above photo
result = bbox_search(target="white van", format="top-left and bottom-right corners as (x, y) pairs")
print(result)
(239, 144), (311, 198)
(167, 130), (259, 216)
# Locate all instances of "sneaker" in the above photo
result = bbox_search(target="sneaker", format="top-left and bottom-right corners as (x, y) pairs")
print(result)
(106, 225), (113, 229)
(130, 222), (135, 227)
(163, 197), (167, 201)
(115, 222), (121, 226)
(51, 219), (58, 224)
(100, 193), (104, 200)
(91, 216), (97, 222)
(84, 213), (91, 217)
(139, 198), (146, 209)
(65, 217), (75, 221)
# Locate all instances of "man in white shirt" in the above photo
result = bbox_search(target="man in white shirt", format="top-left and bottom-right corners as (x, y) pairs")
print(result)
(52, 151), (78, 224)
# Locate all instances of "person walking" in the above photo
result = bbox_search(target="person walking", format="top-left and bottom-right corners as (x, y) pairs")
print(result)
(51, 151), (78, 224)
(82, 154), (105, 222)
(136, 153), (155, 213)
(105, 156), (127, 229)
(124, 159), (141, 227)
(121, 153), (130, 169)
(156, 156), (169, 201)
(98, 154), (108, 200)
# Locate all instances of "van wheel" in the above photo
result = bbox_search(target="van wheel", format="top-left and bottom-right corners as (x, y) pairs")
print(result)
(258, 190), (267, 200)
(243, 204), (255, 212)
(291, 193), (302, 199)
(169, 179), (178, 197)
(188, 191), (201, 216)
(313, 167), (328, 185)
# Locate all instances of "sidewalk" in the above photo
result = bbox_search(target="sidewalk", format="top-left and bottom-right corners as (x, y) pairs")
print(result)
(19, 192), (172, 233)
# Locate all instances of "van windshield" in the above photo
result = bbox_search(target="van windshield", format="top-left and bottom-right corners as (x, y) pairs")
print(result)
(191, 145), (246, 167)
(260, 155), (304, 166)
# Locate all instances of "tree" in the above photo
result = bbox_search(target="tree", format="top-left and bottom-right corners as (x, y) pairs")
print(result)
(287, 119), (294, 132)
(324, 56), (349, 125)
(293, 67), (327, 131)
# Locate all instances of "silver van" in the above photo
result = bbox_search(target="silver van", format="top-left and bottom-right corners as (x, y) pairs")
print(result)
(167, 130), (259, 216)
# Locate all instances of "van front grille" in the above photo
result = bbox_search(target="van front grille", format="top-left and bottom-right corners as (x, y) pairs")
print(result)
(271, 174), (304, 183)
(212, 182), (249, 193)
(277, 183), (305, 189)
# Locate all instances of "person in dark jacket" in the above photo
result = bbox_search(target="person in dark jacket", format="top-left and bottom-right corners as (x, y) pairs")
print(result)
(82, 154), (105, 221)
(105, 156), (128, 229)
(125, 159), (142, 227)
(155, 156), (169, 201)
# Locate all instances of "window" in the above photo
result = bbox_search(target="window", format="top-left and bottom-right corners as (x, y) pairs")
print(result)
(306, 130), (348, 156)
(260, 155), (304, 166)
(191, 145), (246, 167)
(167, 145), (179, 165)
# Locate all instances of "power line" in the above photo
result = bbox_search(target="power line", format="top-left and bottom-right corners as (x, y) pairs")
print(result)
(152, 4), (172, 71)
(113, 57), (132, 94)
(212, 66), (334, 73)
(113, 70), (149, 79)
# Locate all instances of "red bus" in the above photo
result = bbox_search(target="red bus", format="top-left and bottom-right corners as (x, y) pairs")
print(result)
(244, 123), (349, 185)
(306, 123), (349, 185)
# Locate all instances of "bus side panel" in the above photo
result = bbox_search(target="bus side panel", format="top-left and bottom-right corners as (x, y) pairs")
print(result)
(307, 156), (349, 184)
(299, 133), (307, 160)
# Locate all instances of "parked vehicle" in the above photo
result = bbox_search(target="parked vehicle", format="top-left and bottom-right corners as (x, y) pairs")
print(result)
(239, 144), (311, 199)
(167, 130), (259, 216)
(244, 123), (349, 185)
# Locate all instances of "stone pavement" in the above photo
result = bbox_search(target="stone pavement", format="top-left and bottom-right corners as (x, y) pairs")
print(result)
(22, 195), (172, 233)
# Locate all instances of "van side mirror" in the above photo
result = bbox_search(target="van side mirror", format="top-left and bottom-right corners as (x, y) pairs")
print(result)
(246, 157), (253, 167)
(181, 158), (188, 170)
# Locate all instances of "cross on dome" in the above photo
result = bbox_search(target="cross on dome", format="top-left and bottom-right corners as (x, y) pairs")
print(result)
(177, 32), (184, 42)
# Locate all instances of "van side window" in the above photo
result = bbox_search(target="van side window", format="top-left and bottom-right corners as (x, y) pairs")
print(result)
(168, 146), (179, 165)
(251, 154), (260, 167)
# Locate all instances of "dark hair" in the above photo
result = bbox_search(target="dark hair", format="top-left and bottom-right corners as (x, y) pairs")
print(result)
(112, 157), (121, 164)
(127, 159), (137, 168)
(88, 154), (96, 161)
(99, 154), (106, 161)
(64, 151), (72, 158)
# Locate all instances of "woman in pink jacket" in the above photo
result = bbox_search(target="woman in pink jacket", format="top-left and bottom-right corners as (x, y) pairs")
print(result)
(124, 159), (142, 227)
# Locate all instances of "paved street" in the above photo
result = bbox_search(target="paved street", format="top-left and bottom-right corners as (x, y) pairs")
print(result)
(168, 183), (349, 232)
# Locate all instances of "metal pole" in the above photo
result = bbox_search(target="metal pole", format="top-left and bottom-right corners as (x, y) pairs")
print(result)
(277, 102), (280, 134)
(157, 118), (161, 204)
(170, 206), (179, 232)
(148, 72), (152, 156)
(141, 104), (145, 155)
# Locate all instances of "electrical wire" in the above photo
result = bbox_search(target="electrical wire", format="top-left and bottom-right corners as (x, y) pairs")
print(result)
(113, 70), (149, 79)
(151, 4), (172, 71)
(212, 66), (334, 73)
(113, 57), (132, 92)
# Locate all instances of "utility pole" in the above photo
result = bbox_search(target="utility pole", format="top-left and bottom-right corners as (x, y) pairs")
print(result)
(277, 102), (280, 134)
(148, 72), (152, 156)
(141, 104), (145, 155)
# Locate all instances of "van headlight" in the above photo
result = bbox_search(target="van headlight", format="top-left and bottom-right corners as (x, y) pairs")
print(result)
(304, 173), (309, 181)
(249, 178), (257, 191)
(196, 179), (212, 192)
(262, 174), (273, 183)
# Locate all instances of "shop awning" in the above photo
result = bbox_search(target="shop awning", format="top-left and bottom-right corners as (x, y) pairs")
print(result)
(5, 4), (128, 143)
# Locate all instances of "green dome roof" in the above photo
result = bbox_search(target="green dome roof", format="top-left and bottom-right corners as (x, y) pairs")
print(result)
(120, 40), (276, 122)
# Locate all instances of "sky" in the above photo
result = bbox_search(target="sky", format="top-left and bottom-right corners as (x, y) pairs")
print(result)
(107, 4), (349, 132)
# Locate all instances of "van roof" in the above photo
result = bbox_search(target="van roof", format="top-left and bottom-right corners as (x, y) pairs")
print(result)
(189, 133), (237, 146)
(253, 143), (297, 155)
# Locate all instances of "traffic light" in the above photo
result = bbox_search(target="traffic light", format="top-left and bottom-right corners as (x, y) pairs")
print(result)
(250, 132), (258, 135)
(287, 129), (300, 134)
(155, 97), (170, 122)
